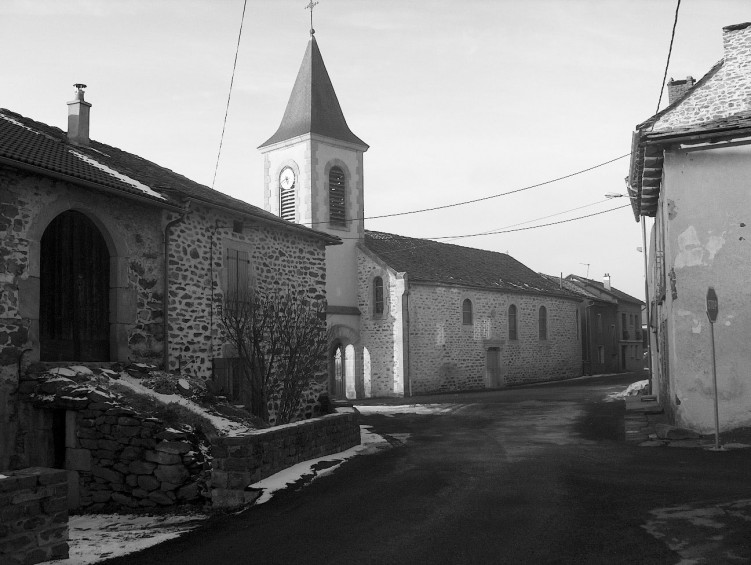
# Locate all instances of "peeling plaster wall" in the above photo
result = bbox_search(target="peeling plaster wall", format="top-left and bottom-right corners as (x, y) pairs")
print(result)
(660, 145), (751, 432)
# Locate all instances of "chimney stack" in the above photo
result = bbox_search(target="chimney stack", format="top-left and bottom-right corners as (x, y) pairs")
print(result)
(603, 273), (611, 291)
(666, 76), (695, 105)
(67, 84), (91, 145)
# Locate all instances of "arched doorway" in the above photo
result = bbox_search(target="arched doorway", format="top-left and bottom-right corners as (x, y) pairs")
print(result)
(40, 210), (110, 361)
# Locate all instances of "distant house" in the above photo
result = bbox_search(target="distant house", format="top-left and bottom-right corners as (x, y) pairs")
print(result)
(565, 275), (644, 374)
(0, 86), (337, 469)
(628, 22), (751, 432)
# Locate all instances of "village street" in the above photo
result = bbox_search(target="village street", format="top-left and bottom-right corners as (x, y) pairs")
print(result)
(102, 373), (751, 565)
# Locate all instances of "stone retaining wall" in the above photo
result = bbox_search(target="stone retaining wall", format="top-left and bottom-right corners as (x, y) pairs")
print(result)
(0, 467), (68, 565)
(19, 367), (210, 511)
(211, 408), (360, 507)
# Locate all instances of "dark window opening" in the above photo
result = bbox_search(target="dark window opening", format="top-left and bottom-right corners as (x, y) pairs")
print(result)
(374, 276), (384, 316)
(508, 305), (518, 340)
(462, 299), (473, 325)
(539, 306), (548, 340)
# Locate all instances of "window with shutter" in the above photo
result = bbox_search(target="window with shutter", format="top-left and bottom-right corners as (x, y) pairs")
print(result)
(226, 248), (251, 309)
(329, 167), (346, 226)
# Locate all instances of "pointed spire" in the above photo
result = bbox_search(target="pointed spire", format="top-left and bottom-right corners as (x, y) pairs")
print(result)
(259, 36), (368, 149)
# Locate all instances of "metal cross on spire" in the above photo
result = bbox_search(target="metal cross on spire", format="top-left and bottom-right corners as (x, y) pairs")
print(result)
(304, 0), (319, 35)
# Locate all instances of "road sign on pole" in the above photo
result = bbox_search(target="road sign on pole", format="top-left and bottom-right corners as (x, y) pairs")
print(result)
(706, 287), (722, 451)
(707, 287), (719, 323)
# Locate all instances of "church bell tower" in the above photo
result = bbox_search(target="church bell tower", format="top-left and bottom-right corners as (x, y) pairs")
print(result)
(259, 31), (368, 326)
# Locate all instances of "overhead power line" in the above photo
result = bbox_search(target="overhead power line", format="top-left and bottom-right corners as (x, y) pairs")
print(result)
(655, 0), (682, 114)
(303, 152), (631, 226)
(211, 0), (248, 189)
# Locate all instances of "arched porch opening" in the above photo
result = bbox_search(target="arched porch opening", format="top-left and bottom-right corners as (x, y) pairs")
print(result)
(327, 324), (361, 400)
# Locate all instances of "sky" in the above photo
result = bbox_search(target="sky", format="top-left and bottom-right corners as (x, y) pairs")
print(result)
(2, 0), (749, 300)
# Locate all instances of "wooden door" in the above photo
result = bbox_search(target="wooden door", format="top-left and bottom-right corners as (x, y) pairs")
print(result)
(40, 211), (110, 361)
(486, 347), (502, 388)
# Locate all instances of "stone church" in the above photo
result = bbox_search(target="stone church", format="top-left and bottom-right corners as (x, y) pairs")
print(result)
(260, 34), (583, 399)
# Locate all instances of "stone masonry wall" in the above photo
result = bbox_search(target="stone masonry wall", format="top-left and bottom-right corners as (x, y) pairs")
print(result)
(0, 467), (68, 565)
(357, 251), (402, 397)
(1, 166), (166, 469)
(408, 284), (581, 394)
(164, 203), (328, 385)
(211, 408), (360, 507)
(19, 366), (209, 511)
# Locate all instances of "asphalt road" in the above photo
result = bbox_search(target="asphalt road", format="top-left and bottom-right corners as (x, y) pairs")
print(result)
(105, 374), (751, 565)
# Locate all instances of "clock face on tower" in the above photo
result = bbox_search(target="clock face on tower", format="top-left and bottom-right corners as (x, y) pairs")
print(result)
(279, 167), (296, 190)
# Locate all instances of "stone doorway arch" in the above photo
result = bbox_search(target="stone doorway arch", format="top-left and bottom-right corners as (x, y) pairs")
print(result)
(39, 210), (110, 361)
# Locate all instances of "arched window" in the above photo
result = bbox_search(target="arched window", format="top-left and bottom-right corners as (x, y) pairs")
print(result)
(462, 299), (473, 325)
(329, 166), (346, 226)
(539, 306), (548, 340)
(508, 304), (518, 340)
(373, 276), (384, 316)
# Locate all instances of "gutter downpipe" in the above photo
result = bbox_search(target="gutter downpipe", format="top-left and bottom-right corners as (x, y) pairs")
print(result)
(401, 273), (411, 398)
(163, 202), (191, 371)
(641, 216), (653, 395)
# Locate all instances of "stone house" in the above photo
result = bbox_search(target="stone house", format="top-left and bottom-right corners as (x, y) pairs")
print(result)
(565, 275), (644, 374)
(259, 33), (583, 398)
(627, 22), (751, 432)
(0, 86), (338, 469)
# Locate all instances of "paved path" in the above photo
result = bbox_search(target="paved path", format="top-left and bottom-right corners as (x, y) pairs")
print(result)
(105, 374), (751, 564)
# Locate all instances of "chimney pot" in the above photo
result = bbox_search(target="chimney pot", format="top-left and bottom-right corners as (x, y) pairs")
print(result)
(67, 83), (92, 145)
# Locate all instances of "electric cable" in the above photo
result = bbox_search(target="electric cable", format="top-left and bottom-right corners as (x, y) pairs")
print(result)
(211, 0), (248, 189)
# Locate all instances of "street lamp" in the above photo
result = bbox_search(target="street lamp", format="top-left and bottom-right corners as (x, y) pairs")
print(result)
(605, 191), (653, 391)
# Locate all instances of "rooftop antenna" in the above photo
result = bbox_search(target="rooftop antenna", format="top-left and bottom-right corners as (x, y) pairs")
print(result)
(305, 0), (319, 35)
(579, 263), (590, 278)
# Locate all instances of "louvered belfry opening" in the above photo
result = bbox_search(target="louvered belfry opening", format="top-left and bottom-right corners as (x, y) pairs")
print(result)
(280, 184), (295, 222)
(40, 210), (110, 361)
(328, 166), (346, 226)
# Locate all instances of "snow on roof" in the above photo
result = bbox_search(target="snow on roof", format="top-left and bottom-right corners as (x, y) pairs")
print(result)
(70, 150), (165, 200)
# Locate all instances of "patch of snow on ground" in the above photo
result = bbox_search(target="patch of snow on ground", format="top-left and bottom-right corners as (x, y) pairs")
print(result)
(606, 380), (649, 401)
(47, 512), (207, 565)
(116, 375), (253, 436)
(355, 403), (464, 417)
(247, 425), (390, 506)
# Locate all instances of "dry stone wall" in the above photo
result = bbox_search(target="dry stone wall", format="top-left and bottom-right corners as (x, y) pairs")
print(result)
(0, 467), (68, 565)
(408, 284), (581, 394)
(211, 408), (360, 508)
(18, 365), (210, 511)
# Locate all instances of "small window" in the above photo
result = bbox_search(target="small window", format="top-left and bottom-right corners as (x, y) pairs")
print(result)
(538, 306), (547, 340)
(508, 304), (518, 340)
(597, 313), (603, 335)
(226, 247), (251, 309)
(462, 299), (473, 325)
(598, 346), (605, 364)
(329, 166), (346, 226)
(373, 276), (384, 316)
(576, 309), (580, 341)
